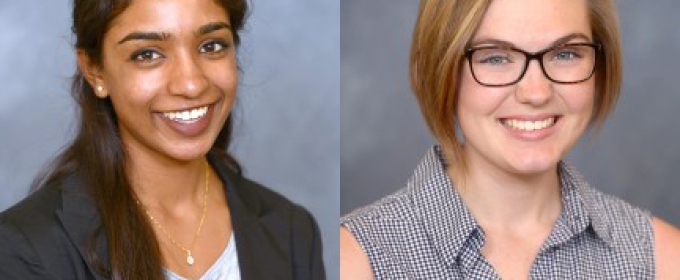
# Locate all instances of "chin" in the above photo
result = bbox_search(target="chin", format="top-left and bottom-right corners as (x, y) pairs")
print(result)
(505, 154), (560, 176)
(163, 142), (213, 163)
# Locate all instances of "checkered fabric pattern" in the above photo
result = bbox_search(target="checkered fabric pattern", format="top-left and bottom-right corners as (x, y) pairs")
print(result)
(341, 146), (654, 279)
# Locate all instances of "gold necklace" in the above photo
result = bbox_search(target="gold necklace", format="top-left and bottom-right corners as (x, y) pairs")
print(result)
(137, 161), (210, 266)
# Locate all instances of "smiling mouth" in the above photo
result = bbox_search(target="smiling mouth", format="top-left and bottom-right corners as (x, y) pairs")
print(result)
(160, 106), (209, 124)
(500, 116), (558, 132)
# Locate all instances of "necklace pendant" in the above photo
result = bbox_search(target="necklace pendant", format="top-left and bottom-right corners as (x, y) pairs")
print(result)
(187, 251), (195, 266)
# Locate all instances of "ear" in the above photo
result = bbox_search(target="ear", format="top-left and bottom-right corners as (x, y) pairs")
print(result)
(76, 49), (108, 98)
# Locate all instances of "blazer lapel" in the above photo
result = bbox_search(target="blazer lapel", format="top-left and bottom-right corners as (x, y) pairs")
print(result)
(54, 155), (292, 280)
(56, 175), (110, 280)
(209, 153), (293, 280)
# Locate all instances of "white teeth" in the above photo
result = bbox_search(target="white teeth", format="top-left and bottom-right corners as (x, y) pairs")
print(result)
(162, 106), (208, 123)
(502, 117), (556, 131)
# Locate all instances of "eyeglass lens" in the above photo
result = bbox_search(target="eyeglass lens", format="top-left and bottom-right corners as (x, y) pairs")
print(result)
(469, 44), (596, 86)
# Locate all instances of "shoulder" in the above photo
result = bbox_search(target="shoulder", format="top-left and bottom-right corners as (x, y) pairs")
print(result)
(563, 162), (652, 229)
(341, 186), (414, 225)
(561, 163), (660, 271)
(231, 173), (310, 218)
(568, 168), (654, 242)
(0, 216), (49, 278)
(340, 186), (417, 248)
(0, 185), (64, 278)
(215, 156), (319, 234)
(234, 175), (322, 240)
(652, 217), (680, 278)
(582, 185), (652, 229)
(209, 155), (327, 277)
(230, 175), (326, 278)
(340, 226), (374, 280)
(0, 184), (64, 236)
(578, 185), (657, 258)
(210, 152), (304, 217)
(340, 187), (419, 279)
(341, 146), (449, 231)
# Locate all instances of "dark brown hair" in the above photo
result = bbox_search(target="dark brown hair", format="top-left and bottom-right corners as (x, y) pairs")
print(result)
(36, 0), (249, 278)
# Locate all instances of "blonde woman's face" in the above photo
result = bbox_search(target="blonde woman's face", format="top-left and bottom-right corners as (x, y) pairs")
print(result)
(457, 0), (594, 176)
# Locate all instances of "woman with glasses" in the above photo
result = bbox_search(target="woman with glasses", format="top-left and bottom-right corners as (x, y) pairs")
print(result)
(341, 0), (680, 279)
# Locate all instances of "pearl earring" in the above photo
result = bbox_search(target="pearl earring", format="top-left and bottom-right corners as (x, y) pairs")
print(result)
(97, 85), (103, 92)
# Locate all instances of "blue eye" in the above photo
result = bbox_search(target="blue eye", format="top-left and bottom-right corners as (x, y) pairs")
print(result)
(554, 51), (580, 61)
(472, 48), (518, 66)
(480, 56), (511, 65)
(199, 40), (229, 54)
(130, 49), (163, 62)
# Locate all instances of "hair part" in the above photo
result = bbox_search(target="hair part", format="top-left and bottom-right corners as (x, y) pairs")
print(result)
(409, 0), (622, 173)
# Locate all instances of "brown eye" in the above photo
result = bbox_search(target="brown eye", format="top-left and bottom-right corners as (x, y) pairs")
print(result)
(130, 49), (163, 62)
(199, 40), (228, 54)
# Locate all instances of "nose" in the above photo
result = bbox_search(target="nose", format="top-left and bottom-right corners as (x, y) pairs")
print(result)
(514, 60), (553, 106)
(167, 52), (208, 98)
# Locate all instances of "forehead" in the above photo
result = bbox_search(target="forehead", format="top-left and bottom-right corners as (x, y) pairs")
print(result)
(107, 0), (229, 36)
(472, 0), (591, 49)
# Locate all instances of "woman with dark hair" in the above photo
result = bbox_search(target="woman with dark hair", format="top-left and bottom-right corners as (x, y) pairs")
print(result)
(0, 0), (325, 279)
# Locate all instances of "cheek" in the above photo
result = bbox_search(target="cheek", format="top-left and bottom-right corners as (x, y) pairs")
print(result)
(134, 72), (166, 94)
(457, 68), (510, 120)
(206, 59), (238, 91)
(106, 69), (166, 108)
(558, 81), (595, 118)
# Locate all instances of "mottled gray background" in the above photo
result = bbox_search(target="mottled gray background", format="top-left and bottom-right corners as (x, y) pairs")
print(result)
(0, 0), (339, 278)
(341, 0), (680, 228)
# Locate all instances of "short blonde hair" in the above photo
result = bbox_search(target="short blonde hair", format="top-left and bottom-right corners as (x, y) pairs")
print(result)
(409, 0), (622, 170)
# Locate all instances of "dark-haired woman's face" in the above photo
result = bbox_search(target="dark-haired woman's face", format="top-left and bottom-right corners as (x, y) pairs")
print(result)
(97, 0), (237, 163)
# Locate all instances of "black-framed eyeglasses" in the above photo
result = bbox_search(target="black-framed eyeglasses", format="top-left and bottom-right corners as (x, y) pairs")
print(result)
(464, 43), (602, 87)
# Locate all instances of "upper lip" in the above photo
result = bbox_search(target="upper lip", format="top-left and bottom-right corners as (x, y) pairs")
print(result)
(155, 100), (217, 113)
(497, 114), (560, 121)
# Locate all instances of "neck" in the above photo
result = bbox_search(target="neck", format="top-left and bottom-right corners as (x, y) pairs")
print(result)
(127, 149), (208, 212)
(450, 151), (562, 233)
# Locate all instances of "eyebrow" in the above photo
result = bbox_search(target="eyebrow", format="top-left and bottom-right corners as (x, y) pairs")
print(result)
(468, 33), (592, 50)
(117, 21), (232, 45)
(117, 31), (171, 45)
(196, 22), (232, 36)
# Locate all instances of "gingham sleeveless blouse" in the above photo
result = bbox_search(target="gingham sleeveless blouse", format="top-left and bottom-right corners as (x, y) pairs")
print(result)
(341, 146), (655, 279)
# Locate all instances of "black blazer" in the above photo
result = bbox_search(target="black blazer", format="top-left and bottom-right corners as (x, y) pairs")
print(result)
(0, 153), (325, 279)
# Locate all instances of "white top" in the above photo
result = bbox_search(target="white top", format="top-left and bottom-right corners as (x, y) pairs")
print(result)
(164, 233), (240, 280)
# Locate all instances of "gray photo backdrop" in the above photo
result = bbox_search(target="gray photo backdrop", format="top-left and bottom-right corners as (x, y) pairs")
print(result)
(341, 0), (680, 228)
(0, 1), (339, 278)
